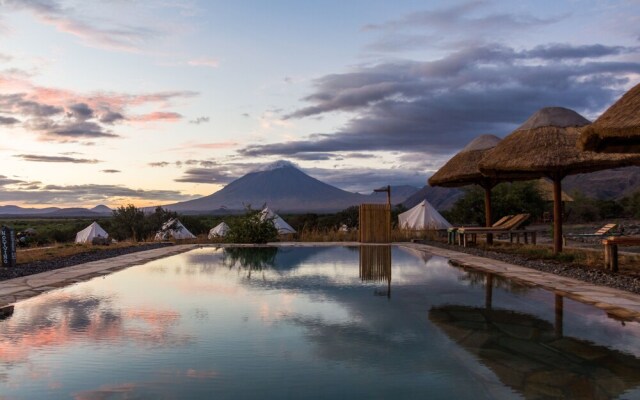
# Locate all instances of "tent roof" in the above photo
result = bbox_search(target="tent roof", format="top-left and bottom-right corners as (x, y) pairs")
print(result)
(429, 134), (501, 188)
(580, 83), (640, 153)
(261, 207), (296, 234)
(479, 108), (640, 180)
(398, 199), (452, 230)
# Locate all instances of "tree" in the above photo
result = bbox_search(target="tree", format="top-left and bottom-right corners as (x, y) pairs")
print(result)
(111, 204), (145, 241)
(225, 207), (278, 244)
(443, 181), (545, 225)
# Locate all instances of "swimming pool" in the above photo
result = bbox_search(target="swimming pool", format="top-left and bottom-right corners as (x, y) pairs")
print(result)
(1, 245), (639, 399)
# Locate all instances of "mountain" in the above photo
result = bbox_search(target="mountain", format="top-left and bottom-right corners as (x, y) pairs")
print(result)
(164, 161), (384, 213)
(563, 166), (640, 199)
(0, 205), (60, 215)
(403, 186), (464, 211)
(91, 205), (113, 214)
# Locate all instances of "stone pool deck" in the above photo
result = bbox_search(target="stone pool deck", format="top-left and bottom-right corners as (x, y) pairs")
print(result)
(1, 241), (640, 322)
(0, 244), (198, 308)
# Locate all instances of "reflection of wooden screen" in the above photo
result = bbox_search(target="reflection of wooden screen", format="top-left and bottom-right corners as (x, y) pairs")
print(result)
(359, 245), (391, 282)
(359, 204), (390, 243)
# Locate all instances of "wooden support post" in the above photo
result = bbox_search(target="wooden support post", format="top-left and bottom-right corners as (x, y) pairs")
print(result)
(484, 186), (493, 245)
(552, 177), (563, 254)
(604, 244), (610, 269)
(611, 244), (619, 272)
(555, 294), (563, 338)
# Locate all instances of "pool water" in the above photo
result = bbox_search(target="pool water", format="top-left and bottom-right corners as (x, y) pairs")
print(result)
(1, 246), (639, 399)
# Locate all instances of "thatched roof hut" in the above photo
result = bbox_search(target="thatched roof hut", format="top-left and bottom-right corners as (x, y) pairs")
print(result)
(429, 134), (501, 187)
(580, 83), (640, 153)
(429, 134), (501, 242)
(479, 107), (640, 253)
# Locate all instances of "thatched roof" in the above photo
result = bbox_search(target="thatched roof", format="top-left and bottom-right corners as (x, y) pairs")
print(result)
(535, 178), (573, 202)
(517, 107), (590, 131)
(429, 134), (501, 188)
(579, 83), (640, 153)
(479, 108), (640, 180)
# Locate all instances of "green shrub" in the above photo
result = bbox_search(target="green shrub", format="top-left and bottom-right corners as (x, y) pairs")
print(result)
(225, 207), (278, 244)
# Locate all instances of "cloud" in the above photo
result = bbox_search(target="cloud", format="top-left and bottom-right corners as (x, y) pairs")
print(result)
(189, 116), (210, 124)
(0, 115), (19, 125)
(0, 73), (197, 142)
(187, 57), (219, 68)
(132, 111), (182, 122)
(2, 0), (165, 53)
(149, 161), (171, 167)
(174, 167), (236, 184)
(15, 154), (100, 163)
(0, 183), (197, 204)
(0, 53), (11, 63)
(240, 42), (640, 158)
(101, 169), (120, 173)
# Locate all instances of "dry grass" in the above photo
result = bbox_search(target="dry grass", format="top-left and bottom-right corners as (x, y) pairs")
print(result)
(16, 241), (155, 265)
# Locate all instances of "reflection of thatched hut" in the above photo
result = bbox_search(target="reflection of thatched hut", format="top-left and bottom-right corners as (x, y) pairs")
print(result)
(430, 305), (640, 400)
(479, 107), (640, 253)
(580, 83), (640, 153)
(429, 134), (501, 243)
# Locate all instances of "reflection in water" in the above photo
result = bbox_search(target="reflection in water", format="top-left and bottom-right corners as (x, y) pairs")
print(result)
(1, 246), (639, 399)
(222, 247), (278, 279)
(359, 245), (391, 298)
(430, 301), (640, 399)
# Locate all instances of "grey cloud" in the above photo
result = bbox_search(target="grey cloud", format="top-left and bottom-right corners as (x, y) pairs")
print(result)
(101, 169), (121, 173)
(15, 154), (100, 163)
(0, 175), (25, 187)
(149, 161), (171, 167)
(98, 111), (124, 124)
(364, 2), (562, 33)
(0, 93), (63, 117)
(241, 42), (640, 158)
(189, 116), (210, 124)
(525, 44), (636, 60)
(27, 119), (119, 139)
(0, 116), (19, 125)
(174, 167), (236, 184)
(0, 53), (11, 62)
(305, 166), (427, 193)
(0, 183), (197, 204)
(66, 102), (93, 120)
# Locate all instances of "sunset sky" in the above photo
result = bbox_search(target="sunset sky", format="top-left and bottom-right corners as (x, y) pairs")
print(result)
(1, 0), (639, 208)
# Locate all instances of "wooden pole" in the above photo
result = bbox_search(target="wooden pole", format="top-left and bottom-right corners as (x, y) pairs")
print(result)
(484, 186), (493, 245)
(553, 177), (563, 254)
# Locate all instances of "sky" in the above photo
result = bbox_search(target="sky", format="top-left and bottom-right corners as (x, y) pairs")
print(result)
(0, 0), (639, 208)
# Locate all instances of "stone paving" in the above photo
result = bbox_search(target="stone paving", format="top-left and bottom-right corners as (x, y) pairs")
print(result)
(400, 242), (640, 322)
(2, 241), (640, 322)
(0, 244), (198, 308)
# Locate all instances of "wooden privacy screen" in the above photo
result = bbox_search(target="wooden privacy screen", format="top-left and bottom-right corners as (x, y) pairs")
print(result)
(359, 245), (391, 282)
(359, 203), (391, 243)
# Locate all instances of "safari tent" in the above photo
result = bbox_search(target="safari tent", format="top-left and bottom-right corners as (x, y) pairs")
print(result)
(398, 200), (452, 230)
(154, 218), (196, 240)
(75, 222), (109, 244)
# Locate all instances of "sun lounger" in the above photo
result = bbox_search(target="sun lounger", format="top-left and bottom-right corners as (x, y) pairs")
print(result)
(563, 223), (619, 245)
(447, 215), (514, 244)
(456, 214), (532, 247)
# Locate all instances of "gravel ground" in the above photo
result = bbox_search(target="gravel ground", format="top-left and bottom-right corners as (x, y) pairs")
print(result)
(0, 243), (173, 282)
(422, 239), (640, 295)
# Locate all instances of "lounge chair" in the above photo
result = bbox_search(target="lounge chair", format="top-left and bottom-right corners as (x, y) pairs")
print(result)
(456, 214), (532, 247)
(563, 223), (619, 245)
(447, 215), (514, 244)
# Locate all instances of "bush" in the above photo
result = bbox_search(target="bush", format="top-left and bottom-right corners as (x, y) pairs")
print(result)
(443, 181), (546, 225)
(225, 207), (278, 244)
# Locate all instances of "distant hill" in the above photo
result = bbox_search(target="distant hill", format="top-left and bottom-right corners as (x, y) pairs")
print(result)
(369, 185), (420, 205)
(0, 205), (110, 218)
(91, 204), (113, 214)
(163, 161), (391, 213)
(0, 205), (60, 215)
(403, 186), (463, 211)
(563, 166), (640, 199)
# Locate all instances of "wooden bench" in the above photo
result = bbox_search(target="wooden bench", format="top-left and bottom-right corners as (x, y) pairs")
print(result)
(602, 236), (640, 272)
(458, 229), (537, 247)
(563, 223), (618, 246)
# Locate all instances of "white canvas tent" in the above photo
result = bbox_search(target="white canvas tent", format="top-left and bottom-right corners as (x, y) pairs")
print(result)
(261, 207), (296, 234)
(75, 221), (109, 244)
(208, 222), (229, 239)
(154, 218), (196, 240)
(398, 200), (452, 230)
